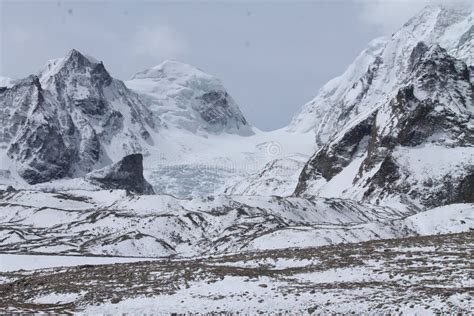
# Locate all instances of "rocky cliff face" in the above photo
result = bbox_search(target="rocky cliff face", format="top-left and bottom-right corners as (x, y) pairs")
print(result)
(86, 153), (155, 194)
(295, 42), (473, 209)
(0, 50), (155, 184)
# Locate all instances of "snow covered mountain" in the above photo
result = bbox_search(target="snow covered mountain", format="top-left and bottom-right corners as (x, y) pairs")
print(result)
(293, 5), (473, 209)
(0, 53), (311, 197)
(221, 5), (473, 209)
(123, 61), (313, 197)
(288, 5), (473, 142)
(125, 60), (253, 136)
(0, 5), (472, 313)
(0, 49), (155, 185)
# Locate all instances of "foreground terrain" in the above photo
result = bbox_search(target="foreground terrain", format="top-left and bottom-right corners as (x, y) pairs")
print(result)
(0, 232), (472, 313)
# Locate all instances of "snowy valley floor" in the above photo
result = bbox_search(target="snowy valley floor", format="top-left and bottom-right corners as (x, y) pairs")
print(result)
(0, 232), (472, 314)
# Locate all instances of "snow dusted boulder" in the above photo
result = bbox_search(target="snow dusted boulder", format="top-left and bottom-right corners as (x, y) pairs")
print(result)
(126, 60), (254, 136)
(0, 49), (155, 184)
(86, 153), (155, 195)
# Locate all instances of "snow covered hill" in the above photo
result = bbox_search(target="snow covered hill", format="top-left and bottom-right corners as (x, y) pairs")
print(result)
(0, 185), (471, 258)
(224, 154), (308, 196)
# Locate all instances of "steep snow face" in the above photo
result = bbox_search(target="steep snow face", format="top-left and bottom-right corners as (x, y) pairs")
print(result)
(0, 50), (155, 184)
(123, 60), (316, 198)
(230, 6), (473, 200)
(288, 5), (473, 145)
(0, 52), (313, 196)
(288, 37), (387, 138)
(126, 60), (253, 136)
(286, 5), (474, 209)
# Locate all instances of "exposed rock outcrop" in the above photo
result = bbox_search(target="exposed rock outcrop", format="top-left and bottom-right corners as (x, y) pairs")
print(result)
(86, 153), (155, 194)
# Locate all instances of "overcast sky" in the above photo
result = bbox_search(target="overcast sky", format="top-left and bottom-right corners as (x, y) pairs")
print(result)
(0, 0), (454, 130)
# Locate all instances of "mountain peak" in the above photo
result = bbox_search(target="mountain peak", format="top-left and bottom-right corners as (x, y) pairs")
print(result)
(39, 49), (105, 85)
(65, 49), (100, 65)
(126, 60), (253, 136)
(400, 4), (473, 45)
(130, 59), (212, 81)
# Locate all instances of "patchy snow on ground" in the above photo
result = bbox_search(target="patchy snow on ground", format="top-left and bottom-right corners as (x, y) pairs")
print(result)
(0, 254), (151, 272)
(32, 292), (82, 305)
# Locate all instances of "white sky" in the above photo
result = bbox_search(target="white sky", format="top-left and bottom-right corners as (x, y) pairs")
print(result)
(0, 0), (461, 130)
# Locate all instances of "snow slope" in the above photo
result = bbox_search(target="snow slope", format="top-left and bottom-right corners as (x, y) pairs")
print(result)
(234, 5), (473, 201)
(2, 232), (471, 314)
(124, 60), (315, 197)
(296, 41), (474, 209)
(0, 254), (149, 272)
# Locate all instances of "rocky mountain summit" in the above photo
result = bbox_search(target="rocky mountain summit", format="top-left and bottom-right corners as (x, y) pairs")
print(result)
(0, 49), (155, 185)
